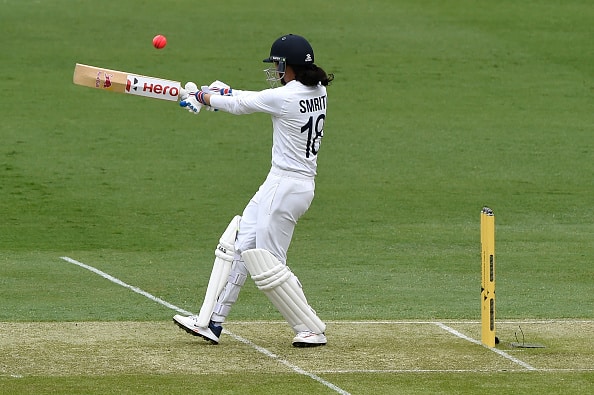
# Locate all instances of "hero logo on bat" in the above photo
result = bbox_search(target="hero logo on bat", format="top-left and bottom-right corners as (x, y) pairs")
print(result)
(125, 75), (180, 101)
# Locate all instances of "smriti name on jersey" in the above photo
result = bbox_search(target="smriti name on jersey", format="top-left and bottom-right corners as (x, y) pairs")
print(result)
(299, 95), (327, 113)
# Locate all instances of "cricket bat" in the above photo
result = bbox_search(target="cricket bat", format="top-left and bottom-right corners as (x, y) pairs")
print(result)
(72, 63), (181, 101)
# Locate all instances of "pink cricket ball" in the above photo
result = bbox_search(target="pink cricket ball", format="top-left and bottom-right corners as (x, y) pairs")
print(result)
(153, 35), (167, 49)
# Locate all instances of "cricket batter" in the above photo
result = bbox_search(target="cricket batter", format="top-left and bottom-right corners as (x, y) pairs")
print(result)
(173, 34), (333, 347)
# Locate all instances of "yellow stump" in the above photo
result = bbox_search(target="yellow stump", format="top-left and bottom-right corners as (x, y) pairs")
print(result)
(480, 207), (496, 347)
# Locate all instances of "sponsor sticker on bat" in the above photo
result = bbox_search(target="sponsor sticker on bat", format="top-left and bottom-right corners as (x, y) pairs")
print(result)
(125, 75), (180, 101)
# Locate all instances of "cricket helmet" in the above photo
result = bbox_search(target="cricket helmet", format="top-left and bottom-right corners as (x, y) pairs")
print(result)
(263, 34), (315, 66)
(263, 34), (314, 87)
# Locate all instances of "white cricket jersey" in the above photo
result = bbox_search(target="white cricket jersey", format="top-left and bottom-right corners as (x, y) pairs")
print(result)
(209, 80), (327, 178)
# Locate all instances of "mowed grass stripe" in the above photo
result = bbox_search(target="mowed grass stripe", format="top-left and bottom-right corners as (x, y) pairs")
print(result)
(58, 256), (536, 371)
(52, 257), (592, 374)
(57, 257), (351, 395)
(2, 321), (593, 377)
(3, 260), (592, 393)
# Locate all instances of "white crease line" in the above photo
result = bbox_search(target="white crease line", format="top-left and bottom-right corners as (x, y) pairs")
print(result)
(340, 320), (594, 324)
(434, 322), (537, 371)
(223, 331), (350, 395)
(59, 256), (192, 315)
(317, 368), (594, 374)
(230, 320), (594, 325)
(59, 256), (351, 395)
(319, 369), (517, 373)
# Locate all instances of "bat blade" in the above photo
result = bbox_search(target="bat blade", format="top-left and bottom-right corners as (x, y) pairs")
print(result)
(73, 63), (181, 101)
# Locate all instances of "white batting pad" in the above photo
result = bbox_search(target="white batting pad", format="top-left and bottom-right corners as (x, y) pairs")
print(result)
(242, 249), (325, 334)
(196, 215), (241, 327)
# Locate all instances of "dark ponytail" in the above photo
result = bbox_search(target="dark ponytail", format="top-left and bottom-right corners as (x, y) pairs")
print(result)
(292, 64), (334, 87)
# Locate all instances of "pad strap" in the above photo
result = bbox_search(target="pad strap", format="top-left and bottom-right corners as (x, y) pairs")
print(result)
(195, 215), (241, 327)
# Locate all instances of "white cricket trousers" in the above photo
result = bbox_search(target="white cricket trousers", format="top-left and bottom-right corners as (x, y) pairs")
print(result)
(211, 167), (314, 323)
(237, 167), (315, 263)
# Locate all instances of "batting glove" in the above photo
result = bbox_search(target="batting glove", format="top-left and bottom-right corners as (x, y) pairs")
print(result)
(179, 82), (197, 101)
(179, 82), (203, 114)
(202, 80), (233, 96)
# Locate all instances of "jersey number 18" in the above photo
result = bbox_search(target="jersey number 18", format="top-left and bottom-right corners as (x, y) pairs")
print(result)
(301, 114), (325, 158)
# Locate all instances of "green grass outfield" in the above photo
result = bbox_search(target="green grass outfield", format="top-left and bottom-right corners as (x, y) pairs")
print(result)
(1, 0), (592, 393)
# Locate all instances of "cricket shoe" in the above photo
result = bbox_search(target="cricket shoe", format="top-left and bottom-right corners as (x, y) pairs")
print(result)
(292, 331), (327, 348)
(172, 315), (222, 344)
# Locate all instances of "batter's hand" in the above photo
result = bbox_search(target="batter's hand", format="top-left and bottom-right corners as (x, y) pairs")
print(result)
(179, 82), (203, 114)
(180, 96), (202, 114)
(202, 80), (233, 96)
(179, 82), (198, 100)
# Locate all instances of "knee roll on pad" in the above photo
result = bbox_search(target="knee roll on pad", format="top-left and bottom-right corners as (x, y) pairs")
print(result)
(252, 264), (292, 290)
(242, 248), (325, 334)
(215, 216), (240, 261)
